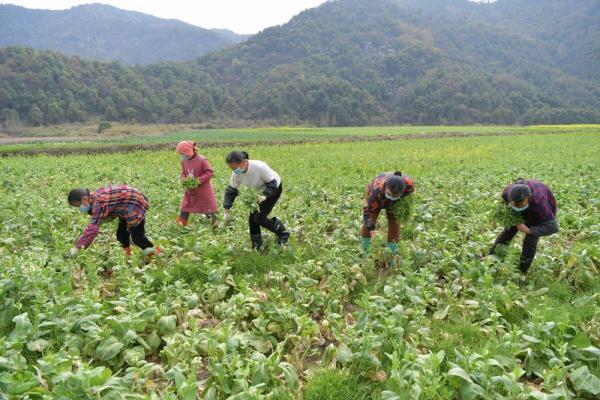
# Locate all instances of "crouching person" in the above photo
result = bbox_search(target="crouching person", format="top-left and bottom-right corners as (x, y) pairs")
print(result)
(66, 184), (160, 263)
(490, 179), (558, 274)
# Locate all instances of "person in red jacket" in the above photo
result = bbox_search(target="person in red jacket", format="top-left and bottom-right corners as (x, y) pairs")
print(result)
(66, 184), (159, 263)
(360, 171), (414, 258)
(175, 141), (219, 227)
(489, 178), (558, 274)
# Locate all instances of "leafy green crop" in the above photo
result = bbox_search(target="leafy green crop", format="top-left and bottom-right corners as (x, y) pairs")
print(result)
(0, 131), (598, 399)
(181, 175), (199, 189)
(491, 201), (524, 227)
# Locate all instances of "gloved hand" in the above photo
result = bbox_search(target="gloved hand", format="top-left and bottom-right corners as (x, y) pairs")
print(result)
(258, 195), (267, 203)
(65, 247), (80, 258)
(360, 237), (371, 256)
(386, 242), (399, 256)
(143, 246), (161, 264)
(223, 209), (231, 222)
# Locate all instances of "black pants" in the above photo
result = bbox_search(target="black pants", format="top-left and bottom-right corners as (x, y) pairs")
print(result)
(249, 184), (284, 236)
(492, 219), (558, 273)
(116, 219), (153, 250)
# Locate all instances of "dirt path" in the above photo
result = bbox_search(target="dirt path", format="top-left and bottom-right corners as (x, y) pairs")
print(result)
(0, 129), (575, 157)
(0, 135), (104, 144)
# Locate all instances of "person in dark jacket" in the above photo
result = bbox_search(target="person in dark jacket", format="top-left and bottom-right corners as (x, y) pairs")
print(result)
(489, 179), (558, 273)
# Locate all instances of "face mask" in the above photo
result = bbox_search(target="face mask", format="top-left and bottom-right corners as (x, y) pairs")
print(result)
(233, 167), (244, 175)
(79, 204), (91, 214)
(510, 204), (529, 212)
(385, 192), (402, 201)
(180, 155), (190, 161)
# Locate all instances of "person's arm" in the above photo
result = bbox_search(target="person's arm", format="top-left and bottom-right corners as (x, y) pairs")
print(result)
(263, 179), (279, 198)
(197, 158), (214, 184)
(223, 186), (239, 209)
(403, 176), (415, 196)
(75, 208), (104, 249)
(528, 219), (559, 236)
(363, 186), (382, 231)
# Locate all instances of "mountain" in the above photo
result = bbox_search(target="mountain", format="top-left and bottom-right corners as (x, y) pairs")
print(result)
(210, 29), (252, 44)
(0, 3), (249, 64)
(1, 0), (599, 127)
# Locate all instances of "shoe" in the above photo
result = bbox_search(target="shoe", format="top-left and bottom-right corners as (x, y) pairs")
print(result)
(277, 230), (290, 246)
(251, 235), (263, 251)
(176, 216), (188, 226)
(123, 246), (132, 256)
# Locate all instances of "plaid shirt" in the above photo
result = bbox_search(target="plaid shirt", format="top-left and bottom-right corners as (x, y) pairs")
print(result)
(76, 185), (149, 249)
(502, 179), (557, 225)
(363, 172), (414, 226)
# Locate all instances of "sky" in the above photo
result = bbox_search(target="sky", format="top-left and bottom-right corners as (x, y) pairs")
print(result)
(5, 0), (330, 34)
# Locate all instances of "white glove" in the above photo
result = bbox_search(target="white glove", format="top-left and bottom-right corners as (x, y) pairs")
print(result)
(223, 210), (231, 222)
(258, 195), (267, 203)
(66, 247), (80, 258)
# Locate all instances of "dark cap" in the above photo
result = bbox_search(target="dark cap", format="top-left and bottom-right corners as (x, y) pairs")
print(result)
(508, 184), (531, 202)
(385, 175), (406, 196)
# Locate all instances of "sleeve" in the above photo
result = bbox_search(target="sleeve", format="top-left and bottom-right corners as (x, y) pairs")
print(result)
(259, 163), (278, 184)
(547, 188), (557, 215)
(180, 162), (186, 180)
(363, 185), (382, 230)
(229, 173), (240, 189)
(76, 224), (100, 249)
(528, 219), (559, 237)
(197, 158), (214, 184)
(223, 185), (239, 209)
(403, 176), (415, 195)
(76, 202), (107, 249)
(263, 179), (279, 198)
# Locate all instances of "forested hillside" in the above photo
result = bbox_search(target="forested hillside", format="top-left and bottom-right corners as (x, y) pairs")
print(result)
(1, 0), (598, 127)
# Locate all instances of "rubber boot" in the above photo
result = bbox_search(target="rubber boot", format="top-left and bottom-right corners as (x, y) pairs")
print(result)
(272, 218), (290, 246)
(360, 237), (371, 256)
(251, 235), (263, 251)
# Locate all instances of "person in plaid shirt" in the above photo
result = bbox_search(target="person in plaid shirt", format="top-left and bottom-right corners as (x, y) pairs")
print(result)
(66, 184), (159, 262)
(360, 171), (414, 258)
(489, 179), (558, 274)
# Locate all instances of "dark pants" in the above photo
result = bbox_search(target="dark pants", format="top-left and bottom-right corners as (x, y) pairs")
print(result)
(249, 184), (284, 236)
(116, 219), (153, 250)
(492, 219), (558, 273)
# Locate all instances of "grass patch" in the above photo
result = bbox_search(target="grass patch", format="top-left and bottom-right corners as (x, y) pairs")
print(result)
(303, 369), (381, 400)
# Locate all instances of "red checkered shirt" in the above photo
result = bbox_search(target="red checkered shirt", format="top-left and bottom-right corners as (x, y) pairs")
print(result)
(76, 185), (149, 249)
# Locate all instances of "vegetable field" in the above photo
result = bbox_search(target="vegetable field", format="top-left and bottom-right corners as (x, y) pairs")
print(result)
(0, 131), (599, 399)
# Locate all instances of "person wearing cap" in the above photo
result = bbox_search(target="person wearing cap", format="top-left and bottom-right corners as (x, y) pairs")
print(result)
(360, 171), (415, 258)
(489, 178), (558, 274)
(175, 141), (219, 227)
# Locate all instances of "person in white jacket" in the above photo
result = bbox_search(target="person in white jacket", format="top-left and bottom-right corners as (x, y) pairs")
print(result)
(223, 151), (290, 250)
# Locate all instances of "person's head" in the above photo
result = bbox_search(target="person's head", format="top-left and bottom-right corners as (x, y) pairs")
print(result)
(68, 188), (92, 214)
(508, 184), (531, 211)
(176, 141), (198, 161)
(226, 151), (250, 175)
(384, 174), (406, 201)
